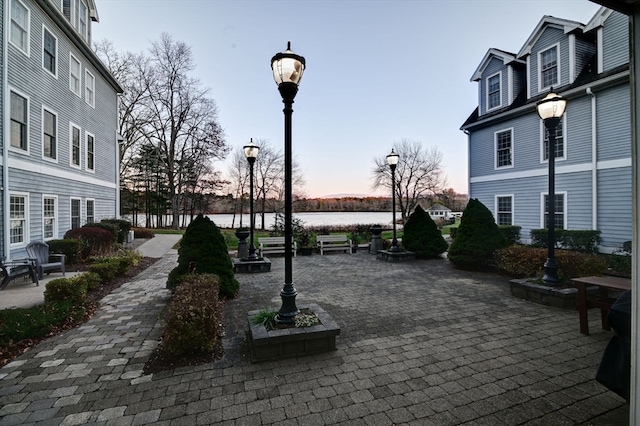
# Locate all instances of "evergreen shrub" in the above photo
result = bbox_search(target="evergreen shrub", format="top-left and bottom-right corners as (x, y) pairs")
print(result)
(88, 260), (120, 283)
(100, 219), (132, 243)
(447, 199), (507, 270)
(167, 214), (239, 298)
(44, 277), (88, 305)
(47, 239), (80, 264)
(499, 225), (521, 245)
(164, 274), (220, 357)
(530, 229), (601, 254)
(402, 205), (448, 258)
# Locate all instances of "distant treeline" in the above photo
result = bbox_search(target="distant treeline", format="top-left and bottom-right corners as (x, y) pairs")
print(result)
(209, 194), (468, 215)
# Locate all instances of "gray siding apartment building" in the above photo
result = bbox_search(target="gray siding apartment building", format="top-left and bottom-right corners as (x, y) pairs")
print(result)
(461, 7), (631, 253)
(3, 0), (122, 260)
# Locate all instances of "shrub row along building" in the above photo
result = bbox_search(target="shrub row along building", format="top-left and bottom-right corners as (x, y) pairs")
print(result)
(3, 0), (122, 259)
(461, 6), (630, 253)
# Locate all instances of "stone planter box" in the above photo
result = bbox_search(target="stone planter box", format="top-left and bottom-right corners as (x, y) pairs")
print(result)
(509, 278), (579, 309)
(247, 303), (340, 362)
(233, 257), (271, 273)
(377, 250), (416, 262)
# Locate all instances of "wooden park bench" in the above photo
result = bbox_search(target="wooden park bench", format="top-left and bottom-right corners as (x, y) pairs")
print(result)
(258, 237), (297, 257)
(0, 258), (39, 290)
(316, 235), (352, 255)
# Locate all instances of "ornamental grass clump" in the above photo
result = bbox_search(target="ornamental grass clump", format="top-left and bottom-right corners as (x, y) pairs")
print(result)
(163, 274), (220, 357)
(402, 205), (448, 258)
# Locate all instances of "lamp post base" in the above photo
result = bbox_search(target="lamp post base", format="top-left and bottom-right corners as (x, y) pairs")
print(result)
(276, 287), (299, 324)
(543, 258), (561, 286)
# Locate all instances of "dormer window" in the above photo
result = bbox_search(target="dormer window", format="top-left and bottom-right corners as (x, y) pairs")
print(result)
(73, 0), (88, 41)
(487, 72), (502, 110)
(539, 44), (559, 90)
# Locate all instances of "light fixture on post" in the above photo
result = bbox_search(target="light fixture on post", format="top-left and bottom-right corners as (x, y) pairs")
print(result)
(386, 149), (400, 252)
(536, 89), (567, 286)
(271, 42), (305, 324)
(243, 139), (260, 261)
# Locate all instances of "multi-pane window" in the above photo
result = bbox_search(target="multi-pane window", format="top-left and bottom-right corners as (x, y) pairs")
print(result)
(495, 129), (513, 168)
(10, 0), (29, 54)
(86, 133), (95, 171)
(487, 73), (501, 110)
(71, 198), (81, 229)
(85, 70), (95, 107)
(540, 45), (558, 89)
(543, 120), (564, 161)
(10, 195), (26, 245)
(71, 125), (81, 166)
(43, 197), (56, 240)
(43, 27), (57, 76)
(43, 109), (57, 159)
(10, 91), (28, 150)
(69, 54), (81, 96)
(86, 199), (94, 224)
(496, 196), (513, 225)
(74, 0), (89, 41)
(543, 193), (565, 229)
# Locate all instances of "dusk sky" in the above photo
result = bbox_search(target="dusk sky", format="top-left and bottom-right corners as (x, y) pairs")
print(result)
(93, 0), (602, 198)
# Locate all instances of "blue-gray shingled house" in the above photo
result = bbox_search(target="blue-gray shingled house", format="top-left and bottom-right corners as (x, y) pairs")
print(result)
(3, 0), (123, 260)
(461, 6), (631, 254)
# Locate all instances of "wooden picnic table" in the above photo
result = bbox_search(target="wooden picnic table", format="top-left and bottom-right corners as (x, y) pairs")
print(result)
(571, 275), (631, 335)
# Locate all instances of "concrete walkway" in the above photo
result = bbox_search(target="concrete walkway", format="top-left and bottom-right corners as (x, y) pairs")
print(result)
(0, 234), (181, 310)
(0, 245), (630, 425)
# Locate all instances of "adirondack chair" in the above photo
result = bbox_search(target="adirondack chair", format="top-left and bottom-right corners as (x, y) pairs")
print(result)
(26, 241), (65, 280)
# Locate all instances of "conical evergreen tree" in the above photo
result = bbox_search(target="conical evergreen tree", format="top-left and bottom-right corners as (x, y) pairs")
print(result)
(448, 198), (507, 270)
(167, 214), (239, 298)
(402, 205), (448, 258)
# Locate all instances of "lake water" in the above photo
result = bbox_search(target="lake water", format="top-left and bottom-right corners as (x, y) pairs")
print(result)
(130, 212), (396, 229)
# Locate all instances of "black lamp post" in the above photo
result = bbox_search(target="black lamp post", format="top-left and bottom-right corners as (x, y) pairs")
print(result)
(536, 89), (567, 286)
(271, 42), (305, 324)
(243, 139), (260, 261)
(386, 149), (400, 252)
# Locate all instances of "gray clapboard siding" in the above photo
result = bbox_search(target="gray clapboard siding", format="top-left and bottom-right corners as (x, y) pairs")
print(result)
(597, 86), (631, 161)
(597, 167), (632, 250)
(602, 11), (629, 72)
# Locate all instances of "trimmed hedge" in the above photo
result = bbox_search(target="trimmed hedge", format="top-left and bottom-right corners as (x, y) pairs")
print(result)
(530, 229), (601, 254)
(133, 227), (155, 239)
(44, 276), (88, 305)
(47, 239), (79, 264)
(499, 225), (521, 245)
(164, 274), (220, 357)
(494, 245), (608, 283)
(100, 219), (132, 244)
(64, 227), (114, 261)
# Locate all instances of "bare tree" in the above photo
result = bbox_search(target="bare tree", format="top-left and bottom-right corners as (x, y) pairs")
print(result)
(372, 139), (447, 223)
(142, 33), (228, 229)
(93, 40), (153, 182)
(252, 140), (284, 229)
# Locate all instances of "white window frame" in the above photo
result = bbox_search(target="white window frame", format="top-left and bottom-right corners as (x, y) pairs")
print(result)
(494, 127), (514, 170)
(538, 43), (560, 92)
(86, 198), (95, 224)
(73, 0), (89, 41)
(84, 69), (95, 107)
(42, 25), (58, 78)
(10, 0), (30, 56)
(43, 195), (58, 241)
(495, 194), (514, 226)
(540, 191), (568, 230)
(9, 87), (30, 154)
(42, 106), (58, 162)
(69, 53), (82, 96)
(540, 115), (567, 163)
(85, 131), (95, 172)
(10, 192), (29, 247)
(71, 197), (82, 229)
(70, 122), (81, 168)
(486, 71), (502, 111)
